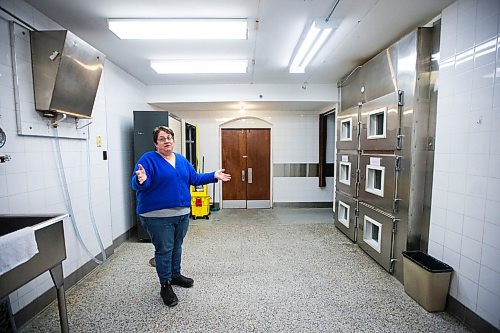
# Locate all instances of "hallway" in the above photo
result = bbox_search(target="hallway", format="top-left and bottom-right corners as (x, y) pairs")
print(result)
(21, 208), (470, 332)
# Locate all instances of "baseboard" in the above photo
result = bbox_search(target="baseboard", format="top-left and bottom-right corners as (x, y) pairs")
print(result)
(14, 227), (133, 329)
(273, 202), (333, 208)
(447, 295), (499, 333)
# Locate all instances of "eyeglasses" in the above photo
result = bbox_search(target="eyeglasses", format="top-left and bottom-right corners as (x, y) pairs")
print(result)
(157, 135), (174, 142)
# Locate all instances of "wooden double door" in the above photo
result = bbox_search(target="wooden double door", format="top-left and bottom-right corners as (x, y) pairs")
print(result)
(221, 129), (271, 208)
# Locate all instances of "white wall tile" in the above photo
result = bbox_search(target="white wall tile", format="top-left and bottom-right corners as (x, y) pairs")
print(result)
(477, 287), (500, 326)
(428, 240), (444, 260)
(474, 38), (498, 68)
(481, 243), (500, 273)
(465, 175), (487, 197)
(429, 223), (446, 244)
(485, 199), (500, 225)
(430, 206), (447, 228)
(479, 265), (500, 296)
(462, 235), (483, 263)
(475, 14), (499, 45)
(464, 195), (486, 219)
(460, 255), (481, 282)
(444, 246), (462, 271)
(463, 215), (485, 241)
(457, 274), (479, 309)
(446, 210), (464, 232)
(483, 222), (500, 249)
(486, 177), (500, 201)
(445, 229), (463, 251)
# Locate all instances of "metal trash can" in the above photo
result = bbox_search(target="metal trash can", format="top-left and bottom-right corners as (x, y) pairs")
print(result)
(402, 250), (453, 312)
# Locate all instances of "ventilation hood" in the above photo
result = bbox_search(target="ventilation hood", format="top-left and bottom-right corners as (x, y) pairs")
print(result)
(30, 30), (105, 119)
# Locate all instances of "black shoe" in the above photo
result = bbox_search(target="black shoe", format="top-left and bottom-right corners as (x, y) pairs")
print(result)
(160, 283), (178, 307)
(171, 274), (194, 288)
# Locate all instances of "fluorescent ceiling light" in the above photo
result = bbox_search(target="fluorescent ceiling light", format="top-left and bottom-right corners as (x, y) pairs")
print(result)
(289, 21), (332, 73)
(151, 60), (248, 74)
(108, 18), (247, 39)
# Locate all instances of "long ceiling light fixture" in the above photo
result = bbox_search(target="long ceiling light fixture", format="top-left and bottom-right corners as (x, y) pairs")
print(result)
(108, 18), (248, 40)
(151, 60), (248, 74)
(289, 20), (333, 74)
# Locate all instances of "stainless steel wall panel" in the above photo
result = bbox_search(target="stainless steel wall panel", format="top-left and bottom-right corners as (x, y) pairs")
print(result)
(359, 92), (399, 151)
(358, 153), (398, 213)
(357, 202), (396, 272)
(339, 67), (362, 110)
(336, 151), (358, 197)
(334, 191), (358, 242)
(362, 45), (398, 102)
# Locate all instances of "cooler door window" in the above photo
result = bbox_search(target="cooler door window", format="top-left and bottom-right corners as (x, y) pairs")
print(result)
(340, 118), (352, 141)
(339, 162), (351, 186)
(367, 107), (387, 139)
(366, 164), (385, 197)
(364, 215), (382, 253)
(338, 200), (350, 228)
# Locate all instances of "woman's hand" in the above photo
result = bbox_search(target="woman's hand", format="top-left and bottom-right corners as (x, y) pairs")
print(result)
(215, 169), (231, 182)
(135, 164), (147, 184)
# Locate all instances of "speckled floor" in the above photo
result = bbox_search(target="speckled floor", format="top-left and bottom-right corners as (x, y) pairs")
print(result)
(20, 208), (470, 332)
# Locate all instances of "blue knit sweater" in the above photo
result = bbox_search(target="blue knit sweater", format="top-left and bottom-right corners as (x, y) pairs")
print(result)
(131, 152), (216, 214)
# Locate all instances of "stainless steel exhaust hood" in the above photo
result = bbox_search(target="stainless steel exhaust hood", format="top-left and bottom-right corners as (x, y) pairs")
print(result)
(30, 30), (105, 119)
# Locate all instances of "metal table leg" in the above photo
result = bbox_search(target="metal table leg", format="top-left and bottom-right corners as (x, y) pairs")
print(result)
(49, 264), (69, 333)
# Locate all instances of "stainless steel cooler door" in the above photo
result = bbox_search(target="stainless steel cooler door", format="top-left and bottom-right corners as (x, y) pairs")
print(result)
(357, 202), (396, 272)
(337, 105), (359, 151)
(336, 152), (358, 197)
(334, 191), (358, 242)
(358, 154), (398, 213)
(360, 92), (400, 151)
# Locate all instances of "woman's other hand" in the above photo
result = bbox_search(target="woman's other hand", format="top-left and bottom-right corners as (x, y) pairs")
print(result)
(215, 169), (231, 181)
(135, 164), (148, 184)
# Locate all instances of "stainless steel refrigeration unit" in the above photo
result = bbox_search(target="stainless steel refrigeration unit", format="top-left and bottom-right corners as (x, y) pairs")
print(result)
(334, 24), (439, 282)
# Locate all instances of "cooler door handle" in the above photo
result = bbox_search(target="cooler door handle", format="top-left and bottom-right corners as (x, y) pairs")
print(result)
(241, 170), (245, 182)
(247, 168), (253, 184)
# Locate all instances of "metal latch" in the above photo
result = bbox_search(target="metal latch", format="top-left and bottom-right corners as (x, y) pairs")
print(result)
(398, 90), (404, 106)
(395, 156), (402, 171)
(393, 199), (401, 214)
(427, 136), (434, 151)
(396, 133), (404, 150)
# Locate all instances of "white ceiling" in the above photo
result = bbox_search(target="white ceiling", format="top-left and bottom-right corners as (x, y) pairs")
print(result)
(24, 0), (453, 86)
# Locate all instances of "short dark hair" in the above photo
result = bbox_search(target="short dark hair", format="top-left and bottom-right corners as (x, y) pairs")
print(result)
(153, 126), (175, 143)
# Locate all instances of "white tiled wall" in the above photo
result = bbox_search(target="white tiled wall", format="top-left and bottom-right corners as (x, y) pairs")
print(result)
(0, 0), (152, 314)
(429, 0), (500, 329)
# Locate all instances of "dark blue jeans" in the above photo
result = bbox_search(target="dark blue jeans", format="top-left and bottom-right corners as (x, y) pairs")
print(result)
(139, 214), (190, 285)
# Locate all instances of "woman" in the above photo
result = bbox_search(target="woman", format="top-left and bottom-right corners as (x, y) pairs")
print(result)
(131, 126), (231, 307)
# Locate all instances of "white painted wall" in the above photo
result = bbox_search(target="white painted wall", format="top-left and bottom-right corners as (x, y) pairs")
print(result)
(0, 0), (153, 313)
(429, 0), (500, 329)
(171, 109), (335, 204)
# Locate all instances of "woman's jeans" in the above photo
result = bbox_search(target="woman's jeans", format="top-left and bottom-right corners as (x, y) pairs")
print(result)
(139, 214), (190, 285)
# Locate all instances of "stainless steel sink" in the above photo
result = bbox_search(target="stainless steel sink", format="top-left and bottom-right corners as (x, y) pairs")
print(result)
(0, 214), (69, 332)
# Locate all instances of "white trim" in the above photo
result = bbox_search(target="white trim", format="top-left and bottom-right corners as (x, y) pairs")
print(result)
(337, 200), (350, 228)
(339, 161), (351, 186)
(363, 215), (382, 253)
(366, 107), (387, 139)
(340, 117), (353, 141)
(365, 164), (385, 197)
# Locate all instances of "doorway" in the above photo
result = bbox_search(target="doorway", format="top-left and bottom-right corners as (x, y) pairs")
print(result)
(221, 128), (271, 208)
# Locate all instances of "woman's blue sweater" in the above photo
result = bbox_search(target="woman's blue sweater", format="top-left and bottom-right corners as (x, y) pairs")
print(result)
(131, 152), (216, 214)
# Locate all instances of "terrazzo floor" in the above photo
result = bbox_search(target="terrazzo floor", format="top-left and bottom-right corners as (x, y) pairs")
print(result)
(20, 208), (471, 332)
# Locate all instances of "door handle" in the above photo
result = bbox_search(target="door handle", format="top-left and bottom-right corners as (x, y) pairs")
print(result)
(247, 168), (253, 184)
(241, 170), (245, 182)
